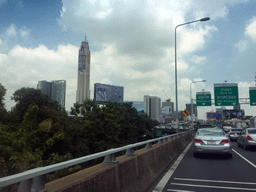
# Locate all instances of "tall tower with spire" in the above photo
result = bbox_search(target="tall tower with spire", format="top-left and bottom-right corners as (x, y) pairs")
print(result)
(76, 34), (91, 104)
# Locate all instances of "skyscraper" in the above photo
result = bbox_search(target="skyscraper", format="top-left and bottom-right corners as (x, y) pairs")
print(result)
(76, 34), (91, 104)
(144, 95), (161, 121)
(37, 80), (66, 109)
(51, 80), (66, 109)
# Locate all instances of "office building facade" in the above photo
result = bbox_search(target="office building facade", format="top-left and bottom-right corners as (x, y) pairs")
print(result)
(76, 35), (91, 104)
(37, 80), (66, 109)
(144, 95), (161, 121)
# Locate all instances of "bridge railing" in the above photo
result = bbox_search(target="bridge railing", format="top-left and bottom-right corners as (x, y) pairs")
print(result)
(0, 130), (191, 192)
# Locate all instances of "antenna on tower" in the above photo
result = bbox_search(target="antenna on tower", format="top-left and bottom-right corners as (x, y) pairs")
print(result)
(85, 32), (87, 42)
(162, 90), (171, 102)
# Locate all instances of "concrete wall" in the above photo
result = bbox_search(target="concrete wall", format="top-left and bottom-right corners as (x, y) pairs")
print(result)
(45, 132), (193, 192)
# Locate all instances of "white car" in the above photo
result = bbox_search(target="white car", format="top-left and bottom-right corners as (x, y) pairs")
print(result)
(193, 128), (232, 158)
(237, 128), (256, 149)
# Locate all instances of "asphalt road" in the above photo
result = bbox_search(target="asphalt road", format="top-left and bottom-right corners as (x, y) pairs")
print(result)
(150, 140), (256, 192)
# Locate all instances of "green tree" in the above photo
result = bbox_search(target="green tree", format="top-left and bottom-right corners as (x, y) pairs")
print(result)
(11, 87), (64, 122)
(0, 83), (6, 107)
(71, 100), (155, 154)
(0, 104), (67, 177)
(0, 83), (8, 124)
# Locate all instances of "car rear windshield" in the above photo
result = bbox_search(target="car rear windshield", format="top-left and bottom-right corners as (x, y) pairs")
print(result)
(231, 129), (242, 132)
(199, 124), (213, 128)
(198, 129), (224, 136)
(248, 129), (256, 134)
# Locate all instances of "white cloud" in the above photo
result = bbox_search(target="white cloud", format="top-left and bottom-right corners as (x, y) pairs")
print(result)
(234, 39), (248, 52)
(245, 16), (256, 41)
(0, 53), (7, 63)
(6, 24), (17, 37)
(1, 44), (78, 111)
(59, 0), (217, 60)
(210, 6), (228, 20)
(20, 26), (30, 37)
(189, 55), (206, 64)
(179, 25), (218, 54)
(187, 0), (248, 20)
(235, 16), (256, 52)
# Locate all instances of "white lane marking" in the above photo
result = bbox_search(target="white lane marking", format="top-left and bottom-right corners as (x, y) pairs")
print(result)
(167, 189), (194, 192)
(152, 142), (193, 192)
(171, 183), (256, 191)
(174, 177), (256, 185)
(232, 149), (256, 168)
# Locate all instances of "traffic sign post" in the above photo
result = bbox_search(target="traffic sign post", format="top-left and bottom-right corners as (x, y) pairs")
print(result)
(214, 83), (239, 106)
(182, 109), (190, 117)
(196, 92), (211, 106)
(249, 87), (256, 106)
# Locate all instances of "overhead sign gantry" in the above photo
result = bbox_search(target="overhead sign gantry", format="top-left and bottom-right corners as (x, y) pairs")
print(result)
(196, 91), (211, 106)
(214, 83), (239, 106)
(249, 87), (256, 106)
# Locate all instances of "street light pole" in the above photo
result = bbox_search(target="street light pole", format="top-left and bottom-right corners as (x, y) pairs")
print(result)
(190, 80), (206, 130)
(174, 17), (210, 133)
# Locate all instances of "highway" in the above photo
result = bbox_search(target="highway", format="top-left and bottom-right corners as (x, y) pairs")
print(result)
(150, 140), (256, 192)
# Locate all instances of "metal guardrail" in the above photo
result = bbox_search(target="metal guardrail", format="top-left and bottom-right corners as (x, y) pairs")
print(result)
(0, 130), (191, 192)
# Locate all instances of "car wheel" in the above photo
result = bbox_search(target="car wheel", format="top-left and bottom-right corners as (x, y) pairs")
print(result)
(193, 152), (198, 157)
(228, 153), (232, 158)
(243, 141), (247, 150)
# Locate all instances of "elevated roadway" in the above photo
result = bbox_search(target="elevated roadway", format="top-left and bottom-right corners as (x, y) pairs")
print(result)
(149, 141), (256, 192)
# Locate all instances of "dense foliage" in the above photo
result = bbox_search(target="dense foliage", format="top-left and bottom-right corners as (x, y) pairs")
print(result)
(0, 85), (155, 187)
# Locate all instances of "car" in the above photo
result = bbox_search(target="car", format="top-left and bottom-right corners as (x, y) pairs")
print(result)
(237, 128), (256, 150)
(228, 128), (242, 141)
(193, 128), (232, 158)
(194, 124), (214, 132)
(223, 126), (232, 133)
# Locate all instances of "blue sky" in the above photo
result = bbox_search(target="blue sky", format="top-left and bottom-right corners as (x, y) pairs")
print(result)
(0, 0), (256, 120)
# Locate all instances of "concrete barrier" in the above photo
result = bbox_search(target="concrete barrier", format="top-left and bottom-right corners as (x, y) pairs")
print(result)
(45, 132), (193, 192)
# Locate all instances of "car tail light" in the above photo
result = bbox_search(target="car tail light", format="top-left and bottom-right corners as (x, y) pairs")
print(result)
(230, 133), (235, 135)
(246, 135), (254, 141)
(220, 139), (230, 144)
(194, 139), (204, 144)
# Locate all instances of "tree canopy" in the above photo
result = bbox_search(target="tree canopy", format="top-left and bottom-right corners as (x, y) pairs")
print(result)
(0, 87), (156, 185)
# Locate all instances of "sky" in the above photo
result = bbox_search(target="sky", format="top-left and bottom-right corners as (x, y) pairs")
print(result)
(0, 0), (256, 120)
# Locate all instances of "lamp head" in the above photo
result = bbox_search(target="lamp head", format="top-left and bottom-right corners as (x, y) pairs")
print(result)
(200, 17), (210, 21)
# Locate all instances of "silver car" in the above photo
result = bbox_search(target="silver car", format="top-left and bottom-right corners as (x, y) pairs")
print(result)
(228, 128), (243, 141)
(193, 128), (232, 158)
(237, 128), (256, 150)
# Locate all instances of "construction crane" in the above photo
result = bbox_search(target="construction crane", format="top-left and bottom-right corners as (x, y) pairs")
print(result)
(162, 90), (171, 102)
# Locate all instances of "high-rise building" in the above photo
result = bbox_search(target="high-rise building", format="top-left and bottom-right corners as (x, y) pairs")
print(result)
(186, 103), (197, 117)
(37, 80), (66, 109)
(51, 80), (66, 109)
(76, 34), (91, 104)
(37, 80), (51, 97)
(144, 95), (161, 121)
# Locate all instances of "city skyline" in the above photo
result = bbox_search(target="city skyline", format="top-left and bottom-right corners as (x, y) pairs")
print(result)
(0, 0), (256, 119)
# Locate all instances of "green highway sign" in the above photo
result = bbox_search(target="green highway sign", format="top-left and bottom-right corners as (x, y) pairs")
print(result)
(156, 131), (162, 137)
(214, 83), (239, 106)
(249, 87), (256, 106)
(196, 92), (211, 106)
